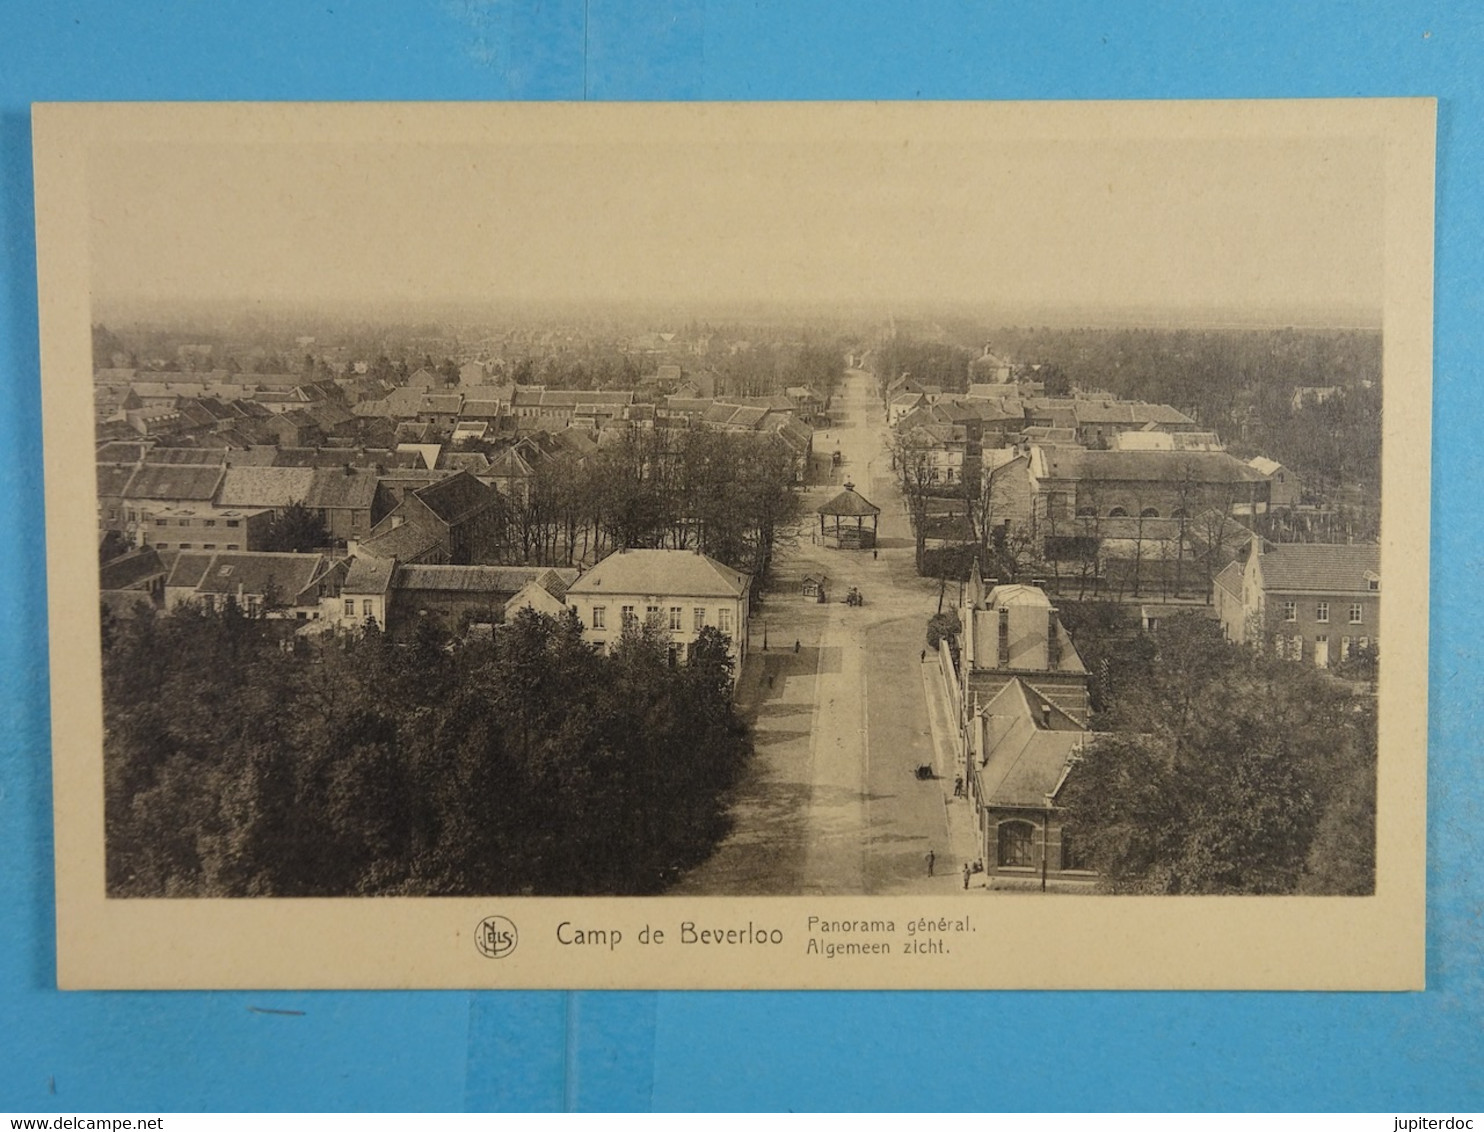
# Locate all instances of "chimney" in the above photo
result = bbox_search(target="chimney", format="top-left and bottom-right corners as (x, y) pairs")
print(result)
(1040, 704), (1052, 728)
(997, 606), (1010, 668)
(1047, 609), (1062, 671)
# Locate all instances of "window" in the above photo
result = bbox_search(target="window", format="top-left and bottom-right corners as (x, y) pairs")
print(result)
(344, 599), (355, 616)
(202, 544), (215, 550)
(155, 519), (168, 528)
(591, 606), (606, 630)
(997, 821), (1035, 869)
(1316, 602), (1329, 623)
(226, 520), (240, 528)
(203, 519), (216, 527)
(1341, 636), (1352, 660)
(1349, 603), (1363, 624)
(717, 608), (731, 634)
(226, 544), (240, 551)
(1140, 507), (1159, 518)
(645, 605), (660, 622)
(179, 543), (192, 549)
(1107, 507), (1128, 518)
(621, 605), (636, 625)
(178, 519), (190, 526)
(218, 565), (234, 577)
(155, 543), (169, 549)
(694, 607), (706, 632)
(1368, 579), (1379, 591)
(669, 606), (683, 631)
(361, 599), (372, 617)
(202, 594), (215, 612)
(1061, 828), (1090, 872)
(1283, 601), (1296, 622)
(1292, 635), (1303, 660)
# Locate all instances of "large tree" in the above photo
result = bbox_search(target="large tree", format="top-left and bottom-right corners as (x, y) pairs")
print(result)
(261, 501), (330, 553)
(1057, 613), (1375, 894)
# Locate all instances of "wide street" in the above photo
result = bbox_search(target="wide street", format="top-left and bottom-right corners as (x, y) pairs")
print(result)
(674, 367), (982, 896)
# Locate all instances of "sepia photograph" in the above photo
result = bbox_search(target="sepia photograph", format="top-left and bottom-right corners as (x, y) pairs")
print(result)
(34, 100), (1433, 988)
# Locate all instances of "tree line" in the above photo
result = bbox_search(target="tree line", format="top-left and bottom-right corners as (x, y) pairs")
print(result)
(102, 604), (751, 897)
(462, 424), (804, 582)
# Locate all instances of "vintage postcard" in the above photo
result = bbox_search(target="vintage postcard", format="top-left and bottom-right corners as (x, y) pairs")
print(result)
(34, 100), (1433, 989)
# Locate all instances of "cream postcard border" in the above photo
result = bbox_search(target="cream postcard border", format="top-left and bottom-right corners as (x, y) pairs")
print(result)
(33, 100), (1433, 990)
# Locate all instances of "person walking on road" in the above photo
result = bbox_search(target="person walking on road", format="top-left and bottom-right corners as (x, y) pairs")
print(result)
(794, 639), (800, 654)
(926, 849), (936, 877)
(920, 648), (926, 663)
(963, 863), (970, 889)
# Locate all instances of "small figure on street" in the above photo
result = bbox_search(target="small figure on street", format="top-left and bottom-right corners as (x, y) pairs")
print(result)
(920, 648), (926, 663)
(953, 774), (963, 797)
(794, 639), (800, 654)
(963, 863), (970, 889)
(767, 674), (775, 690)
(873, 548), (878, 560)
(926, 849), (936, 877)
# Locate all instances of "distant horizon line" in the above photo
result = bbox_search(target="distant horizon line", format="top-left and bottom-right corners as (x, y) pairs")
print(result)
(90, 294), (1385, 333)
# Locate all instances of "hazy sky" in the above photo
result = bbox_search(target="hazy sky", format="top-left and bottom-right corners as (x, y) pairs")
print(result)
(88, 125), (1385, 318)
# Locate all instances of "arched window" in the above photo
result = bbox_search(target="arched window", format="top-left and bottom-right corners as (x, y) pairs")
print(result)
(1107, 506), (1128, 518)
(997, 820), (1036, 868)
(1170, 508), (1187, 519)
(1140, 507), (1160, 518)
(1075, 506), (1097, 518)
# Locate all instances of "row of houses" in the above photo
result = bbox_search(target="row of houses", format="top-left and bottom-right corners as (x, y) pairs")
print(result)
(102, 544), (754, 675)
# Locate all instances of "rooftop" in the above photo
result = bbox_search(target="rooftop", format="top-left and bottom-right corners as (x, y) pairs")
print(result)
(567, 548), (748, 600)
(1257, 542), (1380, 594)
(817, 483), (881, 517)
(974, 678), (1089, 809)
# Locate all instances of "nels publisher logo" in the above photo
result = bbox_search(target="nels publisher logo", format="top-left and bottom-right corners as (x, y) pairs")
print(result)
(475, 915), (519, 959)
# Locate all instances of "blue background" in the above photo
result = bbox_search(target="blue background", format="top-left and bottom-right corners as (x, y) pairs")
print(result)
(2, 1), (1480, 1113)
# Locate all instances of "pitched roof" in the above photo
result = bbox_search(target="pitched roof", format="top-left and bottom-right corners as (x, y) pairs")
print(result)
(1213, 560), (1245, 602)
(97, 464), (136, 498)
(395, 564), (576, 595)
(359, 521), (442, 561)
(95, 441), (148, 464)
(566, 548), (749, 600)
(413, 471), (498, 523)
(172, 551), (328, 600)
(1257, 543), (1379, 594)
(974, 679), (1089, 808)
(817, 484), (881, 517)
(143, 447), (227, 466)
(304, 466), (379, 511)
(216, 466), (316, 508)
(441, 451), (492, 475)
(342, 554), (397, 595)
(1037, 448), (1266, 485)
(121, 464), (224, 502)
(100, 547), (167, 591)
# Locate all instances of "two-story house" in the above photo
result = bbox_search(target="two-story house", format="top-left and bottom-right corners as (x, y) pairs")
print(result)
(1214, 539), (1380, 667)
(565, 548), (751, 675)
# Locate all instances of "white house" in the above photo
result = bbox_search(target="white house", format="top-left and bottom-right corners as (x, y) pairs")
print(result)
(565, 548), (751, 674)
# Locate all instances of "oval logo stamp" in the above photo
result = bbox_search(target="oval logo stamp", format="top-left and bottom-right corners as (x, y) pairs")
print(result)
(474, 915), (519, 959)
